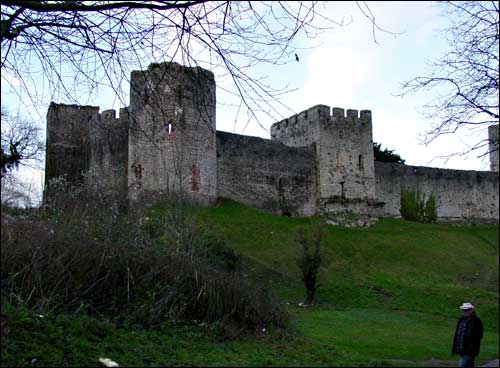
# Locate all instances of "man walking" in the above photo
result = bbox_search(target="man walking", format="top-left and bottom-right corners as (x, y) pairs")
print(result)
(452, 302), (484, 368)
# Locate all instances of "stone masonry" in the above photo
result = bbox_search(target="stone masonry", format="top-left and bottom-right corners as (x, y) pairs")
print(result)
(44, 62), (500, 225)
(127, 62), (217, 205)
(489, 125), (499, 172)
(271, 106), (378, 224)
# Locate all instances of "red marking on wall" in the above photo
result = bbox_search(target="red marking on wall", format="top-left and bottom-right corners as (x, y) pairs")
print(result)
(191, 164), (200, 192)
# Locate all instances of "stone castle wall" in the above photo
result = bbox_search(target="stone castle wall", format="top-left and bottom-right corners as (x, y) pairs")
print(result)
(271, 105), (376, 216)
(375, 162), (499, 222)
(489, 125), (499, 172)
(217, 131), (317, 217)
(88, 108), (129, 201)
(44, 62), (499, 225)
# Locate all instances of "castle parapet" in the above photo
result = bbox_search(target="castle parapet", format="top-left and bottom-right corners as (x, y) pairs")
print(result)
(331, 107), (372, 124)
(271, 105), (372, 148)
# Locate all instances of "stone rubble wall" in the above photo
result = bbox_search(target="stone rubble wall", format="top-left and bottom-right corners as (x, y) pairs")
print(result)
(375, 161), (499, 222)
(43, 63), (499, 225)
(88, 108), (129, 202)
(272, 105), (376, 217)
(489, 125), (499, 172)
(217, 131), (317, 217)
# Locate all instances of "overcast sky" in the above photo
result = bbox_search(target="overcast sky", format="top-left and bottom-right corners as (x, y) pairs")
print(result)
(1, 1), (496, 203)
(214, 1), (493, 171)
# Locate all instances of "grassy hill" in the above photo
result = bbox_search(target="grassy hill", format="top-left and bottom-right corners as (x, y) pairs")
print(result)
(202, 199), (499, 364)
(1, 199), (498, 366)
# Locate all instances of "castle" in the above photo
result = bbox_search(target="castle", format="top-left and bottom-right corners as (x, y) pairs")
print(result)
(44, 62), (499, 225)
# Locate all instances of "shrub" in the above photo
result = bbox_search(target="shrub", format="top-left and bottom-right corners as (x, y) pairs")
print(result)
(296, 229), (322, 305)
(400, 190), (437, 223)
(400, 190), (422, 222)
(1, 188), (287, 338)
(199, 234), (242, 272)
(423, 193), (437, 223)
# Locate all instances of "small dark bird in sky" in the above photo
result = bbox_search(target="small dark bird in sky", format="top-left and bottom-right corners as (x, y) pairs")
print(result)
(295, 53), (299, 62)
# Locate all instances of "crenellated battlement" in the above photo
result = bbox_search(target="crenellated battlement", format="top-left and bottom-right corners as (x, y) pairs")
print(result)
(271, 105), (372, 134)
(44, 62), (499, 225)
(101, 109), (116, 121)
(270, 105), (373, 150)
(330, 107), (372, 124)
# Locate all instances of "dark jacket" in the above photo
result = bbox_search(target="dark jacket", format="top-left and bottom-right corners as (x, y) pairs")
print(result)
(452, 312), (483, 357)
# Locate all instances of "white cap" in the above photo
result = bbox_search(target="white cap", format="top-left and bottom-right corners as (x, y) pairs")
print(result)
(459, 302), (474, 310)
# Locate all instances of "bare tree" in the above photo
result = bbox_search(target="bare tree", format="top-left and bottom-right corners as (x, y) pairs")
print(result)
(0, 1), (355, 129)
(1, 173), (42, 207)
(1, 106), (44, 177)
(400, 1), (499, 161)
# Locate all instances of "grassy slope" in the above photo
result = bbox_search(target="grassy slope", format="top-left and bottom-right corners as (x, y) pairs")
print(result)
(2, 199), (498, 366)
(202, 200), (499, 363)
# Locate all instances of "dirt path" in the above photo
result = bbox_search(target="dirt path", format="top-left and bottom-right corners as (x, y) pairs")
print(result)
(386, 358), (499, 367)
(387, 358), (457, 367)
(481, 358), (499, 367)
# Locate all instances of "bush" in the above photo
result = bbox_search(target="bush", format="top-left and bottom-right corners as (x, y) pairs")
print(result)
(423, 194), (437, 223)
(400, 190), (422, 222)
(1, 187), (287, 338)
(400, 190), (437, 223)
(296, 229), (322, 305)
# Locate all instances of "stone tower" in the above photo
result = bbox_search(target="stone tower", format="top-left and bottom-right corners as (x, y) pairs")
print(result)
(87, 108), (129, 203)
(45, 103), (99, 188)
(44, 102), (130, 205)
(127, 62), (217, 205)
(489, 125), (499, 172)
(271, 105), (376, 218)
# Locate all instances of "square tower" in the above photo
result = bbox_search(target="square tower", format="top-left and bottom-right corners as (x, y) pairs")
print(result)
(44, 103), (99, 192)
(271, 105), (377, 219)
(317, 108), (376, 213)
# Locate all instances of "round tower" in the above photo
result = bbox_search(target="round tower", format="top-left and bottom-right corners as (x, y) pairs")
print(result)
(128, 62), (217, 205)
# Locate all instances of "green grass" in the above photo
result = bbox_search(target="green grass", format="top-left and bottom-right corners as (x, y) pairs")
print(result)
(2, 199), (498, 366)
(201, 199), (499, 361)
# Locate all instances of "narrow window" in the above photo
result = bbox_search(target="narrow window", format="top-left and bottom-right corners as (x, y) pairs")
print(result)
(358, 154), (364, 171)
(177, 87), (182, 104)
(164, 120), (174, 137)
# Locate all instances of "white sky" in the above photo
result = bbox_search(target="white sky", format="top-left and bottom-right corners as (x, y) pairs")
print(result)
(1, 1), (496, 204)
(216, 1), (492, 171)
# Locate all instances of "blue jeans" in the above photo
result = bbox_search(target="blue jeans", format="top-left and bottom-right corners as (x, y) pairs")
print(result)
(459, 355), (475, 368)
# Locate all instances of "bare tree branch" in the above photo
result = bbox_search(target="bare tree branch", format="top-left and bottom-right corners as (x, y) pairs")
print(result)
(400, 1), (499, 161)
(1, 106), (44, 177)
(0, 1), (387, 132)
